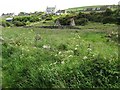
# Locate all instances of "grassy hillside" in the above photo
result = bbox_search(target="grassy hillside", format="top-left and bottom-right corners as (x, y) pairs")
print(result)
(66, 5), (118, 12)
(2, 23), (119, 88)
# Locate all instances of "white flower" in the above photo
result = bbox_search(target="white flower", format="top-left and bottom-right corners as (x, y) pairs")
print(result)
(116, 35), (118, 37)
(43, 45), (50, 49)
(61, 61), (65, 64)
(55, 54), (57, 57)
(104, 57), (106, 59)
(33, 46), (37, 49)
(50, 63), (53, 66)
(78, 35), (81, 39)
(53, 62), (57, 65)
(68, 55), (73, 58)
(66, 50), (73, 53)
(58, 51), (62, 54)
(31, 29), (34, 32)
(22, 47), (24, 50)
(75, 48), (77, 50)
(83, 56), (88, 60)
(76, 45), (79, 47)
(87, 48), (92, 51)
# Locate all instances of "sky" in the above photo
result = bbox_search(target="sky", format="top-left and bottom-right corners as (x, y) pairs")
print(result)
(0, 0), (119, 15)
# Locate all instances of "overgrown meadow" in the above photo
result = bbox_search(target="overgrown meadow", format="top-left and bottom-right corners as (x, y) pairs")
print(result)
(2, 23), (120, 88)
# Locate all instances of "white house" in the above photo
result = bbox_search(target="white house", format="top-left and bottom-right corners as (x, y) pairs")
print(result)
(46, 6), (56, 14)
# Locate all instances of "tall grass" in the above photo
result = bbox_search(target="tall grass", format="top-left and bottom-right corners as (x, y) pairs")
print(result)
(2, 23), (119, 88)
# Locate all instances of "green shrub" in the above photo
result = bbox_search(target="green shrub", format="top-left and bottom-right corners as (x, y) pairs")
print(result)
(13, 21), (26, 26)
(75, 18), (88, 26)
(2, 21), (11, 27)
(13, 16), (39, 23)
(58, 17), (71, 25)
(45, 17), (53, 21)
(102, 16), (116, 24)
(58, 43), (68, 50)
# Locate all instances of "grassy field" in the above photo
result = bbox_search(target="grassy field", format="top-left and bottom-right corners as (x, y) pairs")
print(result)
(2, 23), (120, 88)
(66, 5), (118, 12)
(66, 5), (103, 11)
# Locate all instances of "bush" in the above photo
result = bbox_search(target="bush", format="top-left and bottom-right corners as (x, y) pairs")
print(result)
(103, 8), (113, 16)
(45, 17), (53, 21)
(58, 17), (71, 25)
(75, 18), (88, 26)
(58, 43), (68, 50)
(102, 16), (116, 24)
(2, 21), (11, 27)
(13, 21), (26, 26)
(13, 16), (40, 23)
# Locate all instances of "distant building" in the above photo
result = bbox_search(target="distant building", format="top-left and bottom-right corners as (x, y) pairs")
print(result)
(96, 7), (101, 11)
(92, 8), (96, 11)
(18, 12), (30, 16)
(6, 17), (13, 22)
(107, 6), (111, 9)
(46, 6), (56, 14)
(86, 8), (93, 11)
(56, 10), (67, 15)
(100, 6), (108, 11)
(2, 13), (14, 17)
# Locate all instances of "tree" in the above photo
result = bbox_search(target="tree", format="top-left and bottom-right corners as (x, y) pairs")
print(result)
(103, 8), (113, 16)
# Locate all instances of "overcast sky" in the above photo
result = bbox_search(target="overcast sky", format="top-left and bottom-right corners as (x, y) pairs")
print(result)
(0, 0), (119, 15)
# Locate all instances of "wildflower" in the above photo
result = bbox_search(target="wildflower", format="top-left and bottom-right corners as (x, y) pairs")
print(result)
(33, 46), (37, 49)
(43, 45), (50, 49)
(75, 48), (77, 50)
(68, 55), (73, 58)
(112, 31), (114, 34)
(104, 57), (106, 60)
(76, 45), (79, 47)
(15, 43), (18, 46)
(116, 35), (118, 37)
(55, 54), (57, 57)
(58, 51), (62, 54)
(21, 47), (23, 50)
(78, 35), (81, 39)
(83, 56), (88, 60)
(66, 50), (73, 53)
(31, 29), (34, 32)
(87, 48), (92, 51)
(61, 61), (65, 64)
(53, 61), (57, 65)
(50, 63), (53, 66)
(27, 49), (30, 52)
